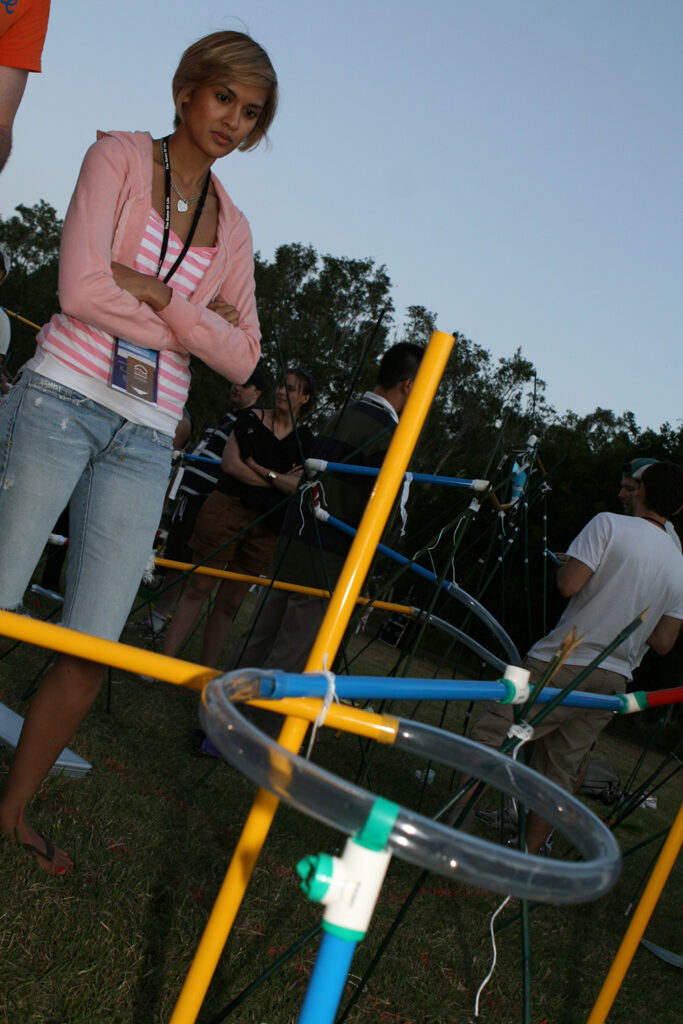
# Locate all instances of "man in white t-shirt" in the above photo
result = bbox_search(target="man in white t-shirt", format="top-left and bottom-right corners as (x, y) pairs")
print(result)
(470, 460), (683, 852)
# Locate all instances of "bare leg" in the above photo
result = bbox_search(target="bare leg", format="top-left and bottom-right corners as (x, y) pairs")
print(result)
(0, 654), (103, 874)
(525, 812), (553, 853)
(153, 568), (185, 619)
(200, 578), (250, 668)
(162, 572), (215, 659)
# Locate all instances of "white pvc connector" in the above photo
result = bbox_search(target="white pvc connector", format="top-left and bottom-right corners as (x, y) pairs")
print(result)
(305, 458), (327, 476)
(618, 692), (645, 714)
(470, 479), (490, 492)
(501, 665), (531, 704)
(320, 838), (392, 936)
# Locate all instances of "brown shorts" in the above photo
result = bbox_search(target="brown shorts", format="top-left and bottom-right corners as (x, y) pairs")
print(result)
(190, 491), (276, 576)
(469, 656), (627, 793)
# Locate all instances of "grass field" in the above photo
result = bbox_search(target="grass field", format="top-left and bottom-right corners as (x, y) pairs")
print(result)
(0, 586), (681, 1024)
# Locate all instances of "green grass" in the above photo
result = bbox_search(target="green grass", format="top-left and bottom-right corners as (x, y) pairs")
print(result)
(0, 587), (681, 1024)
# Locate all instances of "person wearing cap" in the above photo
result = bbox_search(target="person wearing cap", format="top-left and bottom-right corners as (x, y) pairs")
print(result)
(620, 457), (681, 552)
(0, 0), (51, 173)
(142, 367), (266, 636)
(465, 460), (683, 854)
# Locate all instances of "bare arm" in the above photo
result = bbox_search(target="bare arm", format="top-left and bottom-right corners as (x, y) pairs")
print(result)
(647, 615), (682, 656)
(556, 557), (594, 598)
(221, 432), (268, 487)
(244, 457), (303, 494)
(0, 66), (28, 173)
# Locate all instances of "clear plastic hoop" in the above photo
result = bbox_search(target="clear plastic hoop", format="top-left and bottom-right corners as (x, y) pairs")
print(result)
(201, 670), (621, 904)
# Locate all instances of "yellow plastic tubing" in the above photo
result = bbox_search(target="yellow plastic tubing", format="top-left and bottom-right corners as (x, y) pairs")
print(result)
(0, 612), (400, 743)
(169, 329), (454, 1024)
(586, 800), (683, 1024)
(155, 557), (416, 615)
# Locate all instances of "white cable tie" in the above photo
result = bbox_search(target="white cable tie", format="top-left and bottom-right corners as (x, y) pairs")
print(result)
(398, 472), (412, 537)
(474, 894), (512, 1017)
(506, 721), (534, 759)
(468, 497), (481, 513)
(305, 657), (339, 759)
(296, 479), (324, 536)
(141, 551), (157, 586)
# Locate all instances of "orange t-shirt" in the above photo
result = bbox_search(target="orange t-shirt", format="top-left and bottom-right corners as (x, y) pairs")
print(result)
(0, 0), (51, 72)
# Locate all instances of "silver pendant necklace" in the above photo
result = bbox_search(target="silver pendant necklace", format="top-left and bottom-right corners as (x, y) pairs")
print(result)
(169, 174), (202, 213)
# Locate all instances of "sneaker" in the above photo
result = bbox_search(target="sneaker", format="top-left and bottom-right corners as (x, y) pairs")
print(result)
(126, 611), (168, 638)
(476, 804), (519, 832)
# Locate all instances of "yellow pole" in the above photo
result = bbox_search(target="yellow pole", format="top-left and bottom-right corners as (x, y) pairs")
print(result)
(0, 610), (215, 690)
(585, 801), (683, 1024)
(3, 307), (42, 331)
(0, 610), (400, 742)
(169, 329), (454, 1023)
(154, 557), (416, 615)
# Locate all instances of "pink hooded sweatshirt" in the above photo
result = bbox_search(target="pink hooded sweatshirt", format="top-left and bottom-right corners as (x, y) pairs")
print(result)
(30, 130), (260, 421)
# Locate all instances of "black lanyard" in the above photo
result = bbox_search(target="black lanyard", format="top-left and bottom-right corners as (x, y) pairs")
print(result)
(157, 136), (211, 283)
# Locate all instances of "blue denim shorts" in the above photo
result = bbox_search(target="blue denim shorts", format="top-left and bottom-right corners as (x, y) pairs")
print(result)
(0, 371), (172, 641)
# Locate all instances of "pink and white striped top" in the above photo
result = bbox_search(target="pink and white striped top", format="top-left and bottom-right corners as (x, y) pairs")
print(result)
(28, 208), (217, 433)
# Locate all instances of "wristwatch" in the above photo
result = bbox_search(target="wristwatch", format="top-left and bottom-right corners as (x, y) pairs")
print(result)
(267, 470), (278, 483)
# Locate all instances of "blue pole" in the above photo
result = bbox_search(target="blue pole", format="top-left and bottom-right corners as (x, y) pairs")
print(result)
(256, 671), (627, 712)
(182, 453), (221, 465)
(308, 459), (484, 490)
(297, 930), (357, 1024)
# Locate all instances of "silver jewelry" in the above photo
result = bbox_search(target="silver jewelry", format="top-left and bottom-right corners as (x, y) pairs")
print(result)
(169, 175), (203, 213)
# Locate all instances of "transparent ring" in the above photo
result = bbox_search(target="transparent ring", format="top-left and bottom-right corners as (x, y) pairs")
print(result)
(201, 670), (621, 904)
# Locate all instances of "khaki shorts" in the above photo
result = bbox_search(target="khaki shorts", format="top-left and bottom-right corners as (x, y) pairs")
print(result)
(469, 656), (627, 793)
(190, 491), (276, 576)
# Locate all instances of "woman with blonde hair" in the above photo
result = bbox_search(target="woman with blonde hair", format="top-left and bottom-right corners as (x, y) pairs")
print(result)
(0, 31), (277, 874)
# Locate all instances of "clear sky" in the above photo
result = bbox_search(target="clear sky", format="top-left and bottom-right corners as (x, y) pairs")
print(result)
(2, 0), (681, 431)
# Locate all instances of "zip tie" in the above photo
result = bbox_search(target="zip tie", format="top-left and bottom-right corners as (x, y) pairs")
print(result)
(142, 551), (157, 586)
(506, 721), (534, 760)
(296, 479), (324, 536)
(506, 721), (534, 826)
(474, 894), (512, 1017)
(398, 472), (412, 537)
(305, 656), (339, 760)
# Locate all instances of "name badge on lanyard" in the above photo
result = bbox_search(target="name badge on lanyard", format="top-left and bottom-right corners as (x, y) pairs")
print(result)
(108, 135), (210, 406)
(110, 339), (159, 404)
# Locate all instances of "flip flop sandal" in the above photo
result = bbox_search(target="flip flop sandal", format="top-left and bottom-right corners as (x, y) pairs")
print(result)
(15, 829), (72, 876)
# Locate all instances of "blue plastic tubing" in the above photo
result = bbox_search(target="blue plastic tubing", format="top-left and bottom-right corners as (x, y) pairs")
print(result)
(324, 513), (521, 665)
(258, 671), (625, 711)
(309, 460), (478, 490)
(297, 931), (357, 1024)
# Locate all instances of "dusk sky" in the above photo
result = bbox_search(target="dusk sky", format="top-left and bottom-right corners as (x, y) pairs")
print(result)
(2, 0), (681, 432)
